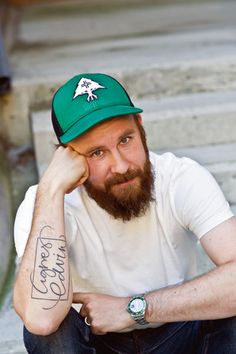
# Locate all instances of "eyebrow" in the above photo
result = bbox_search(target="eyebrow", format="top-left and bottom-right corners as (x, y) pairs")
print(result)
(84, 128), (136, 156)
(119, 128), (136, 139)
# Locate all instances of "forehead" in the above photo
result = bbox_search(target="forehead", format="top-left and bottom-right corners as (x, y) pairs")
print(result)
(68, 114), (137, 148)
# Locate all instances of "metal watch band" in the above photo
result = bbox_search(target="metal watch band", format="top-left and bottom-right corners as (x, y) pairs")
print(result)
(135, 317), (149, 325)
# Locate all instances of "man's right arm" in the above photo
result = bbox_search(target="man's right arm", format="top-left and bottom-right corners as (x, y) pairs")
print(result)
(13, 146), (89, 335)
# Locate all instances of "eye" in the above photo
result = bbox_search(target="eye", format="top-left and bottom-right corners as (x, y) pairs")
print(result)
(120, 136), (131, 145)
(90, 149), (104, 158)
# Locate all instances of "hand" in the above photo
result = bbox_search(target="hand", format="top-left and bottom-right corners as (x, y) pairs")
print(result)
(73, 292), (134, 335)
(40, 146), (89, 194)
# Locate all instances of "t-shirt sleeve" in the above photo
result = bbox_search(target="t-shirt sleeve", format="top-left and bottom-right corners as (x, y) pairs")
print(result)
(14, 185), (38, 259)
(172, 160), (234, 239)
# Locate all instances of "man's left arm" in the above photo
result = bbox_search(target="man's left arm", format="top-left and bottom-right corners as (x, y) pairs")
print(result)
(74, 216), (236, 333)
(145, 215), (236, 323)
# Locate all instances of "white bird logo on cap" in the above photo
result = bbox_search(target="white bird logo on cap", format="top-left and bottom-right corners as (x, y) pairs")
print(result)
(73, 78), (105, 102)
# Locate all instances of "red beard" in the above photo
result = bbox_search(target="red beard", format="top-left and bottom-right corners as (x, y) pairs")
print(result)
(84, 158), (154, 221)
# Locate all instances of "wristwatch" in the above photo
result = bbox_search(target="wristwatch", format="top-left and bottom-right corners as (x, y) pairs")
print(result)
(127, 294), (149, 325)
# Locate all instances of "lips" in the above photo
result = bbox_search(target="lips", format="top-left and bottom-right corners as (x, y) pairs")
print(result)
(105, 169), (142, 191)
(115, 178), (136, 187)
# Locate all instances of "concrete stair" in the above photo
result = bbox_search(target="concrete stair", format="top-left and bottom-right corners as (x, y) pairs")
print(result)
(139, 90), (236, 150)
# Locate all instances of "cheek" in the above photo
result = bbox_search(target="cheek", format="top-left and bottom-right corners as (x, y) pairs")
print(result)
(87, 161), (107, 186)
(129, 143), (146, 167)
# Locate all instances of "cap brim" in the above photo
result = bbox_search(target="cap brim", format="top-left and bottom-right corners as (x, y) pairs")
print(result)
(59, 105), (143, 143)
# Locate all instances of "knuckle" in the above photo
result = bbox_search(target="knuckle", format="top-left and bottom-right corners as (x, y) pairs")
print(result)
(92, 327), (105, 335)
(87, 303), (93, 312)
(91, 324), (101, 335)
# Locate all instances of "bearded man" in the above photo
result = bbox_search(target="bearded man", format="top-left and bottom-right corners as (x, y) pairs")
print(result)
(13, 73), (236, 354)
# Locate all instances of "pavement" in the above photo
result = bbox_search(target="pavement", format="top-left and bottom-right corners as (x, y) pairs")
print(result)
(1, 0), (236, 352)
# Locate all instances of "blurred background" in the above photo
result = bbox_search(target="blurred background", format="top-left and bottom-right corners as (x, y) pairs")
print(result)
(0, 0), (236, 352)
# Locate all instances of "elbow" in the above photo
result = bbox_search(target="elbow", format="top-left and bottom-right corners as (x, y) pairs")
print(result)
(23, 306), (61, 336)
(14, 306), (60, 336)
(24, 318), (60, 336)
(13, 291), (60, 336)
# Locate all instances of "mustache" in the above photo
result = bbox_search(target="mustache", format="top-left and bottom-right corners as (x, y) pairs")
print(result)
(105, 168), (142, 190)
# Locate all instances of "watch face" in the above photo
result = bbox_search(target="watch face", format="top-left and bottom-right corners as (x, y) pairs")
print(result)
(129, 297), (145, 315)
(127, 296), (148, 324)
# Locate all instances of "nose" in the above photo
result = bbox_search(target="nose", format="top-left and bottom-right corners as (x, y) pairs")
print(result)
(110, 150), (129, 175)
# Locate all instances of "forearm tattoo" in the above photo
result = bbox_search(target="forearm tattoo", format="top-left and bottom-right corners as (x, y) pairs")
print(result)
(30, 225), (70, 310)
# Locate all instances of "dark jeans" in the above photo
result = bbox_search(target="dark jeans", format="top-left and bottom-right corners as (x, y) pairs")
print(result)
(23, 307), (236, 354)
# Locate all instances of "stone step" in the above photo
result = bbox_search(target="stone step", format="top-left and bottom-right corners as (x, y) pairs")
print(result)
(157, 143), (236, 166)
(13, 1), (236, 85)
(14, 28), (236, 83)
(138, 90), (236, 150)
(19, 2), (236, 46)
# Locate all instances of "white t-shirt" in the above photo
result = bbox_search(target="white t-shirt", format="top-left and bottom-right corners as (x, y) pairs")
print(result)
(14, 152), (233, 330)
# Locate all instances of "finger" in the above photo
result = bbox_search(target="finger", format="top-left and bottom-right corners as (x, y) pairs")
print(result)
(73, 292), (89, 304)
(79, 305), (87, 318)
(78, 170), (89, 185)
(91, 327), (107, 336)
(75, 170), (89, 187)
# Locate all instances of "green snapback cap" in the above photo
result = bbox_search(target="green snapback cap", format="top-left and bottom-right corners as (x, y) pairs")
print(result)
(52, 73), (143, 143)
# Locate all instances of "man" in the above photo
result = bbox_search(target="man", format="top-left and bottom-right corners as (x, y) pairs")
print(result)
(13, 73), (236, 354)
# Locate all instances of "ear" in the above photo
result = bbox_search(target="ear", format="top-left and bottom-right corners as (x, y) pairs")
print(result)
(136, 113), (142, 124)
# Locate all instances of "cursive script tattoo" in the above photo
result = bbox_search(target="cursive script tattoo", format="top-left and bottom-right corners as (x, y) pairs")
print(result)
(30, 225), (69, 310)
